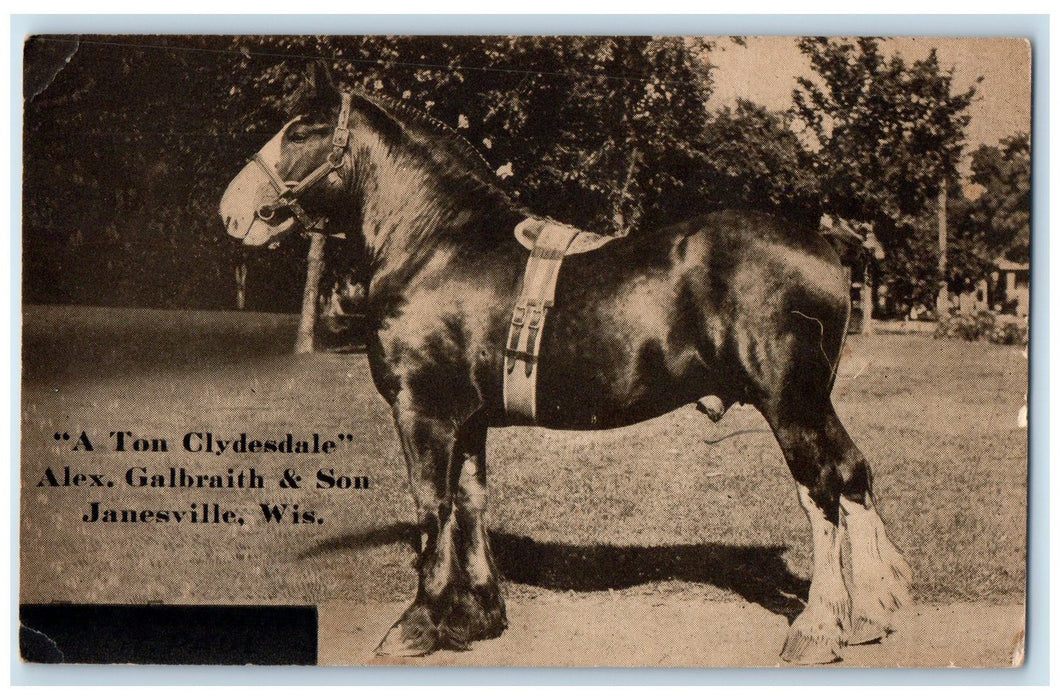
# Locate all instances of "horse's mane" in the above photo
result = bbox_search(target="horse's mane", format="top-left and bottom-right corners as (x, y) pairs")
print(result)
(352, 89), (513, 204)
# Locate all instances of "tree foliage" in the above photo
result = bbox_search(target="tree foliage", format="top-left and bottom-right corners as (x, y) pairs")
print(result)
(877, 185), (984, 307)
(792, 37), (983, 307)
(793, 37), (977, 224)
(966, 133), (1031, 263)
(24, 35), (718, 309)
(26, 35), (1023, 316)
(695, 99), (820, 226)
(23, 35), (283, 309)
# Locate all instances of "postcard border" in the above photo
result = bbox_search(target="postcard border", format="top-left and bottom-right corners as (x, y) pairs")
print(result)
(8, 12), (1049, 686)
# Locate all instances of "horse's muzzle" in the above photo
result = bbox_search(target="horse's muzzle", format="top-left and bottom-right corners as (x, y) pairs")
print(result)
(241, 216), (297, 247)
(220, 158), (298, 247)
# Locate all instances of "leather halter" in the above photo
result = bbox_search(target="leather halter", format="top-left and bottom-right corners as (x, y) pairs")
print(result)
(251, 92), (353, 233)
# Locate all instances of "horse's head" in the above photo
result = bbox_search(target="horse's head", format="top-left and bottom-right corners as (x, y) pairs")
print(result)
(220, 62), (351, 247)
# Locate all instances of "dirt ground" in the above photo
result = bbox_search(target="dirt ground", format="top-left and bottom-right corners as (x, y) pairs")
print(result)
(19, 305), (1028, 668)
(320, 598), (1025, 668)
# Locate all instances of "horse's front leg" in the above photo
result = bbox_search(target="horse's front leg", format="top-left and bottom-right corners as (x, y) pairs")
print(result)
(376, 408), (505, 656)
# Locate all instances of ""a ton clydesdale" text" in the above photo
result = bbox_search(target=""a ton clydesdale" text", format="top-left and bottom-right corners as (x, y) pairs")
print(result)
(102, 431), (339, 455)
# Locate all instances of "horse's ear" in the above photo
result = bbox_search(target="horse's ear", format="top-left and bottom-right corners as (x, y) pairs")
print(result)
(291, 59), (342, 116)
(311, 60), (341, 103)
(348, 91), (382, 114)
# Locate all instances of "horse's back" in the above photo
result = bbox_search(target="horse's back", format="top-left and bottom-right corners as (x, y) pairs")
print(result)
(533, 210), (849, 428)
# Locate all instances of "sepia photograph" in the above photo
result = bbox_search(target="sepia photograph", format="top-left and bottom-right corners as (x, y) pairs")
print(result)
(19, 32), (1030, 668)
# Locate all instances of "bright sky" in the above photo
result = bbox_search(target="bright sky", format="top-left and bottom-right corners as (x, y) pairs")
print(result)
(706, 37), (1032, 166)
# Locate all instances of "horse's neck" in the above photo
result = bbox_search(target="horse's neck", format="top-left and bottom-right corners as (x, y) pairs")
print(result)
(359, 145), (518, 289)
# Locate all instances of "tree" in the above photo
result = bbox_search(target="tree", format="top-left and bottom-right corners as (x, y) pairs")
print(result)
(878, 184), (986, 308)
(794, 37), (977, 223)
(694, 99), (820, 227)
(24, 35), (253, 310)
(966, 133), (1031, 263)
(792, 38), (978, 310)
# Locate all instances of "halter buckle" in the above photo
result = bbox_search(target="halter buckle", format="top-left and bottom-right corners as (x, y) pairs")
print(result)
(256, 204), (278, 222)
(327, 150), (346, 169)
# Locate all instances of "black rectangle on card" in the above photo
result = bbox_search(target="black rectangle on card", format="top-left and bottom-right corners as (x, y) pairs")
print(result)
(19, 604), (318, 665)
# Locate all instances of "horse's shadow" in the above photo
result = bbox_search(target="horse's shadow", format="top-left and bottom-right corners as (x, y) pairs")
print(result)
(302, 523), (809, 622)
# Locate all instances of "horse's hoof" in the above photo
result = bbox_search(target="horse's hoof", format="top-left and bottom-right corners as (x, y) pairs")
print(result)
(781, 606), (845, 665)
(374, 605), (438, 657)
(780, 628), (843, 665)
(848, 615), (889, 646)
(437, 587), (506, 650)
(846, 551), (910, 646)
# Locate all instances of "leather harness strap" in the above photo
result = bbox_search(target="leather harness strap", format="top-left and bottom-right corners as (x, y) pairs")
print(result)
(503, 221), (582, 422)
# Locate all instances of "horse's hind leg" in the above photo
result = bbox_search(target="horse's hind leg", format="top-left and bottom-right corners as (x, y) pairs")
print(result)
(767, 402), (911, 663)
(768, 407), (851, 664)
(376, 408), (505, 656)
(837, 442), (912, 644)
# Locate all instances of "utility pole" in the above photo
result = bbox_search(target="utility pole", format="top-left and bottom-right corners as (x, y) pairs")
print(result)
(861, 254), (874, 335)
(936, 175), (949, 320)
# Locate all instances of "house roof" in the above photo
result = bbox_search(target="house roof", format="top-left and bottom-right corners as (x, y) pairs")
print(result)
(994, 256), (1029, 271)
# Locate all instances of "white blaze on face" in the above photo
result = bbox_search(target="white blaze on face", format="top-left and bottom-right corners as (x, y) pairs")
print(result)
(219, 119), (301, 247)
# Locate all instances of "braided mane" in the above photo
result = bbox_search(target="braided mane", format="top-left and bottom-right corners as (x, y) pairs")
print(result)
(351, 89), (510, 201)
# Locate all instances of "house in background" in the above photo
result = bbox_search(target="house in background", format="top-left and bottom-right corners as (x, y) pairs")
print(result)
(956, 256), (1030, 318)
(992, 256), (1030, 317)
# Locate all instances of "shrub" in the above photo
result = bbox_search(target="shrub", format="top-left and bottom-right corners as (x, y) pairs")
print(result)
(989, 318), (1030, 346)
(935, 312), (991, 341)
(934, 310), (1029, 345)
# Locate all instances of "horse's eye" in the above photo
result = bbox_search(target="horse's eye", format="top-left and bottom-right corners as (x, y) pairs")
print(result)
(287, 128), (310, 143)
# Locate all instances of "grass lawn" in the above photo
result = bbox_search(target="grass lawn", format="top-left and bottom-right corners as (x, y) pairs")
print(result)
(20, 305), (1027, 612)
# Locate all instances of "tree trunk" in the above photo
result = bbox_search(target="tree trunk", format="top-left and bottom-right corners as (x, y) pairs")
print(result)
(861, 260), (874, 336)
(612, 148), (641, 235)
(234, 263), (247, 311)
(936, 178), (949, 320)
(295, 232), (327, 354)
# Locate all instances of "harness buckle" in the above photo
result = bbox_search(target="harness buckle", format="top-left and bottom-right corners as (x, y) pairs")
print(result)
(333, 93), (352, 150)
(332, 127), (350, 150)
(511, 300), (528, 327)
(527, 305), (544, 330)
(526, 300), (552, 330)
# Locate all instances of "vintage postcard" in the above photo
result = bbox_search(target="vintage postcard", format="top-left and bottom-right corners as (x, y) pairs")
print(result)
(19, 34), (1030, 667)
